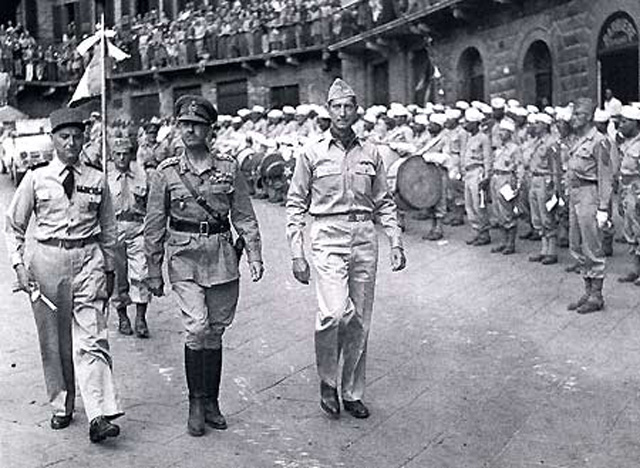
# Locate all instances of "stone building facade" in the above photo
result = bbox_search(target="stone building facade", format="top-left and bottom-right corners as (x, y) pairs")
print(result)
(11, 0), (640, 118)
(334, 0), (640, 108)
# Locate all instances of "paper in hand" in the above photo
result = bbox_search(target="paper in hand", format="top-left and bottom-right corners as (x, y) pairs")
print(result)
(499, 184), (516, 201)
(546, 194), (558, 212)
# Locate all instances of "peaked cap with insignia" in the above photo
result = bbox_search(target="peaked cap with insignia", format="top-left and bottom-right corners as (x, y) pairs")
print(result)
(175, 95), (218, 124)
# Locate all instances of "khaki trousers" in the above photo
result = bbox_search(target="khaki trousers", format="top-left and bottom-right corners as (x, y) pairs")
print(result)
(310, 217), (378, 402)
(464, 167), (490, 233)
(569, 185), (605, 278)
(29, 242), (122, 421)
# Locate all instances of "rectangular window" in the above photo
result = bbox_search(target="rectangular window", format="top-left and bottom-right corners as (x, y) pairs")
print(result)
(372, 61), (389, 105)
(173, 84), (202, 103)
(131, 93), (160, 122)
(216, 79), (248, 115)
(270, 85), (299, 109)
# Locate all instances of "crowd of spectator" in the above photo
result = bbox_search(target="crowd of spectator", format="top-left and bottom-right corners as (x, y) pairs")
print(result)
(0, 0), (450, 82)
(0, 21), (87, 83)
(112, 0), (380, 73)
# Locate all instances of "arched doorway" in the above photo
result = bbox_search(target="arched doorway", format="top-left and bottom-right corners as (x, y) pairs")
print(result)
(522, 40), (553, 107)
(457, 47), (484, 102)
(0, 0), (20, 26)
(598, 12), (639, 105)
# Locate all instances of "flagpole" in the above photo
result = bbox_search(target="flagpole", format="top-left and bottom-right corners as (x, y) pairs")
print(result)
(100, 8), (108, 174)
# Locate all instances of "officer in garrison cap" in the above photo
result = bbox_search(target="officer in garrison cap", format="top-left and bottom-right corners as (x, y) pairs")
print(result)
(107, 136), (151, 338)
(286, 78), (406, 420)
(137, 116), (164, 172)
(5, 107), (124, 443)
(144, 95), (264, 437)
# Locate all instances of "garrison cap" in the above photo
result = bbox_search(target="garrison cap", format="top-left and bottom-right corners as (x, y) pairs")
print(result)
(499, 118), (516, 132)
(327, 78), (356, 102)
(175, 95), (218, 124)
(111, 136), (134, 152)
(50, 107), (86, 133)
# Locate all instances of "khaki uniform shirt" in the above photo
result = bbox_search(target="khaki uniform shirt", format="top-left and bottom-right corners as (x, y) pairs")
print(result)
(461, 131), (492, 175)
(137, 142), (162, 170)
(5, 156), (116, 270)
(567, 127), (613, 210)
(493, 140), (521, 175)
(144, 147), (262, 286)
(618, 133), (640, 178)
(286, 131), (402, 259)
(107, 163), (148, 236)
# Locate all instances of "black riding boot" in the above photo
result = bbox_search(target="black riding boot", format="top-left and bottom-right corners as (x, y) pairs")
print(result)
(203, 348), (227, 430)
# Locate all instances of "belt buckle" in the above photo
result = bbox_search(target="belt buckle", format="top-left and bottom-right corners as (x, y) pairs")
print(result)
(199, 221), (210, 236)
(348, 213), (357, 222)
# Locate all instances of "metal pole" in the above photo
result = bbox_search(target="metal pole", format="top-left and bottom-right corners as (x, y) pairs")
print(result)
(100, 10), (108, 174)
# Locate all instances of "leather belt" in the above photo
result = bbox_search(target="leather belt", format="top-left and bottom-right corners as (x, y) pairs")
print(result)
(492, 170), (512, 175)
(39, 235), (100, 249)
(169, 218), (230, 235)
(569, 178), (597, 188)
(116, 212), (145, 223)
(465, 164), (483, 171)
(314, 212), (373, 222)
(531, 172), (550, 177)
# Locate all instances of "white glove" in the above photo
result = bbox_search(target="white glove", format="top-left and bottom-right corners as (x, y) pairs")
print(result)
(596, 210), (609, 229)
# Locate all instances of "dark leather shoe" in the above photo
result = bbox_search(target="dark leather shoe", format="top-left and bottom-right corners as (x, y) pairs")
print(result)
(118, 316), (133, 336)
(343, 400), (370, 419)
(135, 316), (149, 339)
(89, 416), (120, 443)
(541, 255), (558, 265)
(50, 414), (72, 430)
(320, 383), (340, 419)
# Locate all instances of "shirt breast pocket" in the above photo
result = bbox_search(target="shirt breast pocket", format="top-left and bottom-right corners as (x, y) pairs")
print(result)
(354, 163), (376, 194)
(35, 189), (60, 216)
(313, 164), (342, 194)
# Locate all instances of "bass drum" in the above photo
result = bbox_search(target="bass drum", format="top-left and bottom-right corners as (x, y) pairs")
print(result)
(387, 156), (442, 210)
(259, 153), (285, 180)
(240, 151), (266, 195)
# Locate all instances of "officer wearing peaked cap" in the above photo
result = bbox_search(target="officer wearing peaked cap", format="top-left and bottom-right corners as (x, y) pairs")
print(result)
(5, 106), (124, 442)
(286, 78), (406, 421)
(145, 95), (264, 436)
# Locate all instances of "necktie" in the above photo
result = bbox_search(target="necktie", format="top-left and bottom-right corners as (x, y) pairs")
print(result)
(62, 166), (75, 200)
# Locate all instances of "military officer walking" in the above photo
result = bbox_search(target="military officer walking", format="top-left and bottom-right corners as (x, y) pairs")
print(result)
(286, 79), (406, 420)
(566, 98), (613, 314)
(107, 136), (151, 338)
(145, 96), (264, 437)
(5, 107), (123, 442)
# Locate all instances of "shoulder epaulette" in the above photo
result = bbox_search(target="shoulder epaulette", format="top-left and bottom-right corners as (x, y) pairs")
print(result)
(29, 161), (50, 171)
(157, 156), (180, 170)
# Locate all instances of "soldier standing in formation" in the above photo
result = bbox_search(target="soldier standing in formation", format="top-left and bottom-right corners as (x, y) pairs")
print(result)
(462, 107), (492, 246)
(286, 78), (406, 420)
(5, 107), (123, 443)
(107, 136), (151, 338)
(616, 105), (640, 284)
(144, 95), (264, 436)
(489, 118), (520, 255)
(566, 98), (613, 314)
